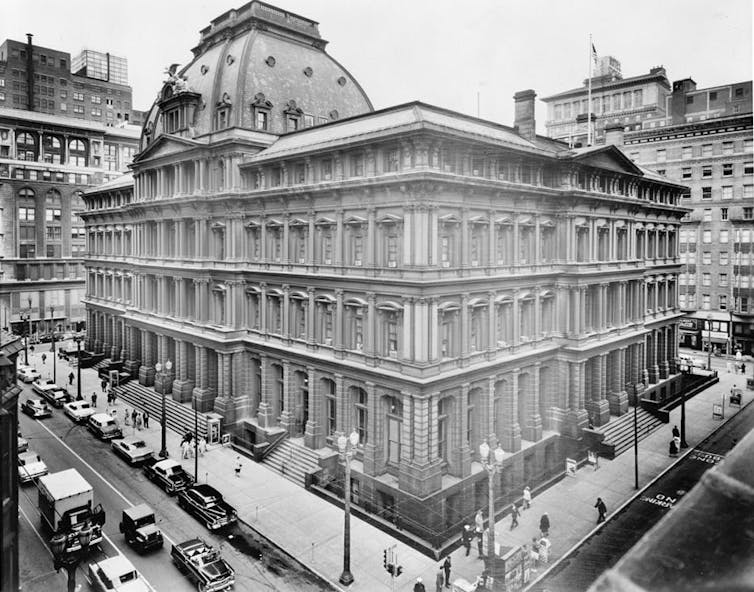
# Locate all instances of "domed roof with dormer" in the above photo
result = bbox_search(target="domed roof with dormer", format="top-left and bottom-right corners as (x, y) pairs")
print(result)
(139, 1), (373, 152)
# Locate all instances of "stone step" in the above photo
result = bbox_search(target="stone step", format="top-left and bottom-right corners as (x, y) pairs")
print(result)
(262, 439), (321, 487)
(114, 382), (210, 440)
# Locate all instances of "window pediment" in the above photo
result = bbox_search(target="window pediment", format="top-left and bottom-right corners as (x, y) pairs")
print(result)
(251, 92), (273, 110)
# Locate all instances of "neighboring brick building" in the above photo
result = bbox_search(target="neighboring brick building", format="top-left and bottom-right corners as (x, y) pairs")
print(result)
(542, 60), (754, 354)
(83, 2), (687, 548)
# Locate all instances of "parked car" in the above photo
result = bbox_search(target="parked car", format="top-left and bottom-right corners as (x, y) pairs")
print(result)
(31, 380), (70, 408)
(171, 538), (234, 592)
(89, 556), (150, 592)
(177, 484), (237, 531)
(112, 437), (155, 465)
(17, 432), (29, 453)
(17, 366), (41, 383)
(119, 504), (163, 553)
(20, 397), (52, 418)
(18, 450), (48, 483)
(143, 458), (194, 494)
(87, 413), (123, 440)
(63, 400), (97, 423)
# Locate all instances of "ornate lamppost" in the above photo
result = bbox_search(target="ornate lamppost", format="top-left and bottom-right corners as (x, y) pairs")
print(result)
(707, 314), (713, 372)
(155, 359), (172, 458)
(50, 523), (94, 592)
(479, 441), (505, 578)
(73, 334), (84, 402)
(49, 305), (57, 384)
(20, 310), (30, 366)
(337, 430), (359, 586)
(677, 357), (689, 449)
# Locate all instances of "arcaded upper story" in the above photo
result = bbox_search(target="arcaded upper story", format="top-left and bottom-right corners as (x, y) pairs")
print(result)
(139, 1), (373, 150)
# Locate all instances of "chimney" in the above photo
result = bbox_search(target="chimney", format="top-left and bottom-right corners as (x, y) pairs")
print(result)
(513, 89), (537, 142)
(604, 123), (625, 147)
(26, 33), (34, 111)
(670, 78), (697, 125)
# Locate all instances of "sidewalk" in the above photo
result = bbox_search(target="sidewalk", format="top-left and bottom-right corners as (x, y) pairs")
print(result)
(25, 346), (753, 591)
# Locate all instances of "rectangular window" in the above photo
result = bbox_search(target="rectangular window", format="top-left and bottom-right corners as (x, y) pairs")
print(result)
(303, 114), (314, 128)
(351, 154), (364, 177)
(744, 207), (754, 220)
(385, 149), (400, 172)
(721, 207), (728, 221)
(702, 143), (713, 157)
(702, 165), (712, 178)
(254, 110), (268, 131)
(720, 251), (729, 265)
(722, 186), (733, 200)
(656, 148), (666, 163)
(91, 95), (101, 104)
(745, 185), (754, 199)
(703, 209), (712, 222)
(46, 226), (62, 240)
(320, 159), (332, 181)
(45, 208), (62, 222)
(720, 273), (728, 287)
(703, 294), (711, 310)
(702, 273), (711, 286)
(722, 141), (734, 155)
(681, 167), (692, 179)
(702, 186), (712, 199)
(719, 295), (727, 310)
(703, 230), (712, 243)
(19, 207), (35, 221)
(744, 161), (753, 175)
(744, 138), (753, 152)
(720, 229), (729, 243)
(681, 146), (693, 159)
(722, 163), (733, 176)
(703, 251), (712, 264)
(73, 92), (84, 101)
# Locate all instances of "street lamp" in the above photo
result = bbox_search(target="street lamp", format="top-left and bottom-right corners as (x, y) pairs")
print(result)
(49, 305), (57, 384)
(707, 314), (713, 372)
(678, 358), (689, 449)
(50, 523), (94, 592)
(479, 441), (505, 577)
(73, 334), (84, 402)
(20, 310), (30, 366)
(337, 430), (359, 586)
(155, 360), (172, 458)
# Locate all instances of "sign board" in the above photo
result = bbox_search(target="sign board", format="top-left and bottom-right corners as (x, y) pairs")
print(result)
(565, 457), (577, 477)
(109, 369), (120, 388)
(221, 433), (231, 447)
(712, 403), (724, 420)
(587, 450), (599, 470)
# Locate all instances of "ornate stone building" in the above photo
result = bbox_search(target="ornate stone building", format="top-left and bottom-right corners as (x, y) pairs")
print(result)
(82, 2), (687, 544)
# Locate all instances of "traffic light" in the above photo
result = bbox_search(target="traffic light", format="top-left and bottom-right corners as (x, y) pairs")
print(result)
(383, 549), (388, 570)
(395, 565), (403, 577)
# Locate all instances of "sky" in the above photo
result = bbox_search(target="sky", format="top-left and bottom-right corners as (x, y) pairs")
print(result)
(3, 0), (752, 131)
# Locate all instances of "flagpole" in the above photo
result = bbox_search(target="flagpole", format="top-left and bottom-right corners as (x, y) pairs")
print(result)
(587, 34), (593, 146)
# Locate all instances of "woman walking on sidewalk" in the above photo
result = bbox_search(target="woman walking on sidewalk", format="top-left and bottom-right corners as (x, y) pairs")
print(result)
(595, 497), (607, 523)
(510, 504), (520, 530)
(539, 512), (550, 537)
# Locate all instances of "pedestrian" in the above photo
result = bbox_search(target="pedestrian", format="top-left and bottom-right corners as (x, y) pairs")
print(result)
(672, 425), (680, 439)
(124, 408), (131, 426)
(442, 556), (451, 588)
(539, 512), (550, 537)
(41, 353), (47, 365)
(595, 497), (607, 523)
(101, 378), (107, 393)
(135, 413), (143, 431)
(413, 577), (426, 592)
(474, 508), (484, 538)
(435, 565), (445, 592)
(68, 371), (75, 386)
(143, 410), (149, 429)
(198, 436), (206, 456)
(110, 408), (117, 419)
(182, 441), (190, 459)
(476, 527), (484, 558)
(669, 438), (679, 457)
(131, 409), (137, 426)
(461, 524), (472, 556)
(510, 504), (519, 530)
(523, 486), (532, 510)
(91, 392), (97, 408)
(742, 362), (746, 374)
(110, 388), (116, 405)
(531, 537), (541, 567)
(538, 536), (551, 564)
(235, 456), (242, 477)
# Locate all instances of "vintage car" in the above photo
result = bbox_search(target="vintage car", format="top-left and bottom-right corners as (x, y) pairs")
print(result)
(171, 538), (234, 592)
(63, 400), (97, 423)
(32, 380), (71, 408)
(119, 504), (163, 553)
(89, 556), (150, 592)
(143, 458), (194, 494)
(112, 437), (155, 465)
(17, 366), (41, 383)
(18, 450), (48, 484)
(17, 432), (29, 453)
(177, 484), (237, 531)
(21, 397), (52, 418)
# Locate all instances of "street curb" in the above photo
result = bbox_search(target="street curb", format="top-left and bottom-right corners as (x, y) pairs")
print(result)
(524, 394), (754, 591)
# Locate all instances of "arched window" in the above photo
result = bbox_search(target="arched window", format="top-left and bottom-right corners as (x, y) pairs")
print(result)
(16, 132), (37, 161)
(18, 188), (36, 258)
(437, 397), (452, 462)
(352, 387), (368, 445)
(43, 135), (63, 164)
(69, 138), (87, 166)
(345, 299), (366, 351)
(385, 395), (403, 465)
(322, 378), (337, 436)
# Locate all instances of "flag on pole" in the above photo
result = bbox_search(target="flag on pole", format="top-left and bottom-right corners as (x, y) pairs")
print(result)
(591, 42), (598, 67)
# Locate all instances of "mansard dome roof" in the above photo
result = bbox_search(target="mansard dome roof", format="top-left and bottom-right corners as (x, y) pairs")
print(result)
(140, 1), (373, 151)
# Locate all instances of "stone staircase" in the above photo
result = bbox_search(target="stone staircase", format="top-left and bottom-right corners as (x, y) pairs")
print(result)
(92, 358), (112, 373)
(597, 407), (665, 459)
(263, 438), (322, 487)
(113, 381), (210, 440)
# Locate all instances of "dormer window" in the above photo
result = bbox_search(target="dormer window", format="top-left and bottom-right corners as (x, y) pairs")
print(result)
(284, 99), (303, 133)
(214, 92), (232, 131)
(165, 107), (186, 133)
(251, 92), (273, 132)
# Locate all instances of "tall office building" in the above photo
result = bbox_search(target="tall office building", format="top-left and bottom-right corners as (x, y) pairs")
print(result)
(72, 49), (129, 86)
(83, 2), (686, 547)
(543, 62), (754, 354)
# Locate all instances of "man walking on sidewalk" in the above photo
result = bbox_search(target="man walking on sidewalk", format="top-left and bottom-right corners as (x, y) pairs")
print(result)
(442, 556), (452, 588)
(143, 410), (149, 428)
(523, 486), (532, 509)
(68, 371), (74, 386)
(539, 512), (550, 537)
(461, 525), (472, 556)
(91, 392), (97, 408)
(510, 504), (520, 530)
(595, 497), (607, 523)
(235, 456), (242, 478)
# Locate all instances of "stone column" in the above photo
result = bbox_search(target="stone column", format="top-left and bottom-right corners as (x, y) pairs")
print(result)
(397, 390), (443, 498)
(192, 345), (214, 412)
(659, 326), (670, 379)
(279, 360), (294, 435)
(607, 348), (629, 415)
(304, 366), (324, 449)
(172, 339), (195, 403)
(501, 372), (522, 452)
(138, 331), (155, 386)
(562, 360), (588, 438)
(523, 364), (543, 441)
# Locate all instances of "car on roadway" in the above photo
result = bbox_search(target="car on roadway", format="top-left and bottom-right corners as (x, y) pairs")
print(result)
(112, 437), (155, 465)
(17, 366), (41, 383)
(32, 380), (71, 407)
(177, 484), (237, 531)
(119, 504), (163, 553)
(17, 432), (29, 453)
(143, 458), (194, 494)
(20, 397), (52, 419)
(63, 400), (97, 423)
(18, 450), (48, 483)
(87, 413), (123, 440)
(171, 538), (235, 592)
(88, 556), (150, 592)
